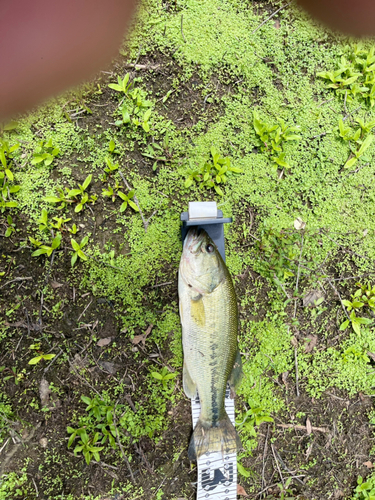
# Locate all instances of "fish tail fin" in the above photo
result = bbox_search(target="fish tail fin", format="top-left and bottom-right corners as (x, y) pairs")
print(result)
(188, 413), (241, 461)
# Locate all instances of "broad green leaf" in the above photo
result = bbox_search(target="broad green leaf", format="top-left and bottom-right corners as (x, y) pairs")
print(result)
(71, 252), (78, 267)
(28, 356), (42, 365)
(237, 461), (250, 478)
(151, 372), (163, 380)
(42, 354), (55, 361)
(357, 134), (374, 157)
(128, 200), (139, 212)
(67, 433), (76, 448)
(81, 236), (89, 247)
(75, 203), (83, 213)
(5, 169), (13, 181)
(68, 189), (81, 197)
(82, 174), (92, 191)
(77, 250), (87, 261)
(71, 239), (81, 252)
(344, 157), (358, 169)
(185, 178), (193, 188)
(44, 196), (62, 203)
(108, 83), (123, 92)
(340, 320), (349, 331)
(120, 201), (127, 212)
(32, 248), (48, 257)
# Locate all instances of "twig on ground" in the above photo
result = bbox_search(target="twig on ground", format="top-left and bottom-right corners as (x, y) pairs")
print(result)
(272, 446), (305, 485)
(326, 279), (350, 321)
(181, 14), (187, 42)
(277, 423), (328, 432)
(262, 425), (270, 490)
(318, 97), (334, 107)
(273, 274), (290, 299)
(125, 63), (160, 70)
(151, 281), (173, 288)
(271, 444), (285, 486)
(256, 483), (279, 498)
(0, 277), (32, 289)
(294, 346), (300, 397)
(119, 171), (148, 233)
(251, 2), (292, 34)
(43, 348), (63, 374)
(77, 299), (93, 323)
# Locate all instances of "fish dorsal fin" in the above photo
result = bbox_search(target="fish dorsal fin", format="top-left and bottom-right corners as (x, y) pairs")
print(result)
(191, 294), (205, 327)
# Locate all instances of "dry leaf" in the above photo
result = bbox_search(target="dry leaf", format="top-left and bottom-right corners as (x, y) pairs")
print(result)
(131, 324), (154, 347)
(274, 19), (280, 29)
(303, 290), (324, 307)
(368, 351), (375, 362)
(97, 337), (112, 347)
(304, 335), (318, 353)
(51, 281), (63, 289)
(237, 484), (249, 497)
(291, 336), (298, 348)
(364, 461), (374, 469)
(306, 442), (313, 460)
(281, 371), (289, 387)
(306, 417), (312, 435)
(39, 378), (51, 407)
(294, 217), (306, 230)
(363, 229), (368, 237)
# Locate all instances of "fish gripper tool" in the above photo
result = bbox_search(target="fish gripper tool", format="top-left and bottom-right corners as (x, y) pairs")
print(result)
(180, 201), (232, 261)
(181, 201), (237, 500)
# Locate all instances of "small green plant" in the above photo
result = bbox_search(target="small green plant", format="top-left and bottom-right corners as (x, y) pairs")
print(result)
(253, 112), (301, 171)
(4, 215), (16, 237)
(0, 366), (23, 385)
(0, 141), (21, 212)
(0, 141), (19, 181)
(318, 44), (375, 107)
(70, 236), (89, 267)
(67, 395), (116, 465)
(150, 366), (178, 390)
(28, 343), (56, 365)
(265, 478), (296, 499)
(118, 189), (139, 213)
(29, 233), (62, 258)
(338, 118), (374, 168)
(255, 225), (300, 282)
(31, 138), (60, 167)
(236, 405), (274, 438)
(109, 75), (153, 132)
(185, 146), (242, 196)
(108, 73), (133, 96)
(340, 283), (375, 334)
(44, 175), (97, 212)
(352, 474), (375, 499)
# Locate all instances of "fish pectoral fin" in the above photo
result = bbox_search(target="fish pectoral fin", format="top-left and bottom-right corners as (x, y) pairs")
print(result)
(183, 362), (197, 399)
(190, 295), (205, 326)
(228, 349), (243, 397)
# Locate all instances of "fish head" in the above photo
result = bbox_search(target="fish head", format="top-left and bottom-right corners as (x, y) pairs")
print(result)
(179, 228), (226, 295)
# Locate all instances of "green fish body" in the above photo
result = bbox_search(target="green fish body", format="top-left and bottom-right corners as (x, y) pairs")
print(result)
(178, 228), (242, 460)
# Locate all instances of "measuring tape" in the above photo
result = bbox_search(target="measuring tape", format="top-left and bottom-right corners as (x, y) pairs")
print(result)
(191, 387), (238, 500)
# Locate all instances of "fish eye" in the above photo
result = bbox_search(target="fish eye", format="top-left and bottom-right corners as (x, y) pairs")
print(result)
(206, 244), (214, 253)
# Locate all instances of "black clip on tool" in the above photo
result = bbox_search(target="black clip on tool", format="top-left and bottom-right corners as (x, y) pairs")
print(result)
(181, 202), (232, 262)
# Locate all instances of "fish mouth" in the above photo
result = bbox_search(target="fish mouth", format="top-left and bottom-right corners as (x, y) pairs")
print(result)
(184, 228), (205, 255)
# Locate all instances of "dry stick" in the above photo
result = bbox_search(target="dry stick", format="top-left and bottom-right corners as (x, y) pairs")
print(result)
(294, 346), (300, 397)
(271, 444), (284, 487)
(113, 403), (135, 482)
(0, 277), (32, 289)
(119, 171), (148, 233)
(181, 14), (187, 43)
(251, 2), (292, 34)
(326, 278), (351, 321)
(77, 299), (93, 323)
(277, 423), (328, 433)
(262, 425), (270, 490)
(256, 483), (279, 498)
(272, 446), (305, 485)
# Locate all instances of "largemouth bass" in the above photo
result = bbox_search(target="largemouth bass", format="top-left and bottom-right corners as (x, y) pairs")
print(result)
(178, 227), (242, 460)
